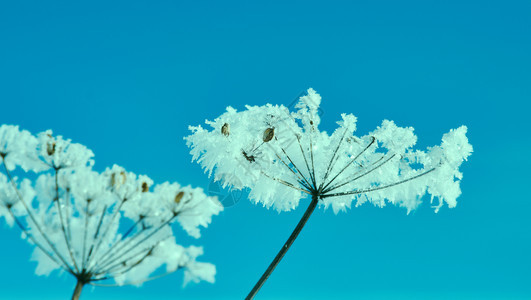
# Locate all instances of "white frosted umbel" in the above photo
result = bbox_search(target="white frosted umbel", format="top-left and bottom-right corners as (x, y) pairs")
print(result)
(186, 88), (472, 214)
(0, 124), (222, 287)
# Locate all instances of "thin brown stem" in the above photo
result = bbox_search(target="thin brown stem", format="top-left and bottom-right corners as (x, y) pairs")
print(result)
(309, 131), (316, 188)
(85, 197), (126, 269)
(260, 171), (311, 194)
(320, 136), (376, 193)
(318, 127), (349, 191)
(92, 214), (177, 272)
(71, 280), (85, 300)
(6, 206), (68, 272)
(271, 136), (313, 191)
(81, 200), (90, 270)
(321, 167), (436, 198)
(295, 135), (316, 189)
(1, 159), (74, 274)
(96, 244), (155, 276)
(83, 205), (107, 268)
(246, 195), (319, 300)
(323, 153), (396, 194)
(54, 168), (80, 272)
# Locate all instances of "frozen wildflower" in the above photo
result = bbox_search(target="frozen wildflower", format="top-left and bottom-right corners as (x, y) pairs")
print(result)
(186, 88), (472, 298)
(0, 125), (222, 300)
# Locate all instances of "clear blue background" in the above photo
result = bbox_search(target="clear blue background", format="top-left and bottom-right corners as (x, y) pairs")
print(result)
(1, 1), (530, 299)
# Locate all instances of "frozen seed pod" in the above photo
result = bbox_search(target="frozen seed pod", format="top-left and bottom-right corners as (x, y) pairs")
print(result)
(174, 191), (185, 204)
(263, 128), (274, 142)
(141, 182), (149, 192)
(47, 142), (56, 156)
(221, 123), (230, 136)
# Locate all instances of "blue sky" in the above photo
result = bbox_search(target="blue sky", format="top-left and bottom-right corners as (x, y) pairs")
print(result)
(0, 0), (530, 299)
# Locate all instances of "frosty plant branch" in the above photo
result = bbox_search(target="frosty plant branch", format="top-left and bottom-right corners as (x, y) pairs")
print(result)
(186, 88), (473, 299)
(246, 195), (318, 299)
(0, 125), (222, 300)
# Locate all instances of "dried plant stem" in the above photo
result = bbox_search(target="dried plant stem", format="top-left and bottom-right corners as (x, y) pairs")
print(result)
(246, 195), (319, 300)
(54, 169), (80, 273)
(71, 280), (85, 300)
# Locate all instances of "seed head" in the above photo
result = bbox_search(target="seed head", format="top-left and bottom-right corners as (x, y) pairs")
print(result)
(263, 128), (274, 142)
(141, 182), (149, 192)
(174, 191), (185, 204)
(47, 142), (56, 156)
(111, 171), (126, 188)
(221, 123), (230, 136)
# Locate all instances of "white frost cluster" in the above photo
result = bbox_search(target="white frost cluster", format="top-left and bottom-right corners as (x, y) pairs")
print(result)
(186, 88), (472, 213)
(0, 125), (222, 286)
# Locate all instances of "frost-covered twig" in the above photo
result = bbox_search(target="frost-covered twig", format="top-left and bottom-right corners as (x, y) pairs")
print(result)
(0, 125), (222, 300)
(186, 88), (473, 298)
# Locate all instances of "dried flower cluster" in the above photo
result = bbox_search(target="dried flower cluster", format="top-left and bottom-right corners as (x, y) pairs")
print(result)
(186, 88), (472, 213)
(186, 88), (472, 298)
(0, 125), (222, 299)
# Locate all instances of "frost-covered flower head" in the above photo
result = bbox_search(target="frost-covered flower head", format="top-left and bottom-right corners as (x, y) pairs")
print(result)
(0, 125), (222, 298)
(186, 88), (472, 213)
